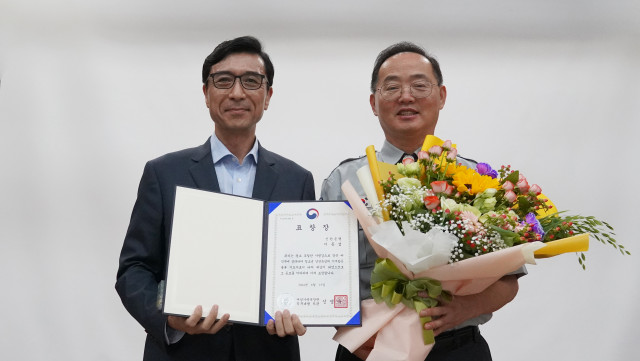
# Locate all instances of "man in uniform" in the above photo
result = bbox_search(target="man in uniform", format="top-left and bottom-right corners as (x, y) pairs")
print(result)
(321, 41), (520, 361)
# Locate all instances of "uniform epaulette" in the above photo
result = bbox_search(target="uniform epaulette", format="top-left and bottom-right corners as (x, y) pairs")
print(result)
(338, 155), (367, 166)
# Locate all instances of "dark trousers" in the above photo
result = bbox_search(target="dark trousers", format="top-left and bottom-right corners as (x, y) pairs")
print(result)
(335, 326), (492, 361)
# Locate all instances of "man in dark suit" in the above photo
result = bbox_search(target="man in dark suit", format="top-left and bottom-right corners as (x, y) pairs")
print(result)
(116, 36), (314, 361)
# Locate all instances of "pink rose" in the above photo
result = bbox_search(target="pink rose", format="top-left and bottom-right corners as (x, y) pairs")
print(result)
(442, 140), (452, 151)
(430, 181), (448, 193)
(502, 180), (514, 191)
(445, 183), (455, 195)
(402, 157), (415, 165)
(417, 150), (429, 160)
(529, 184), (542, 195)
(446, 147), (458, 161)
(423, 195), (440, 210)
(505, 190), (517, 203)
(431, 181), (455, 195)
(516, 176), (529, 193)
(428, 145), (442, 156)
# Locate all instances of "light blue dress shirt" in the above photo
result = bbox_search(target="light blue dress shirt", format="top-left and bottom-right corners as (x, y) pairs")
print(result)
(210, 133), (259, 197)
(165, 133), (259, 344)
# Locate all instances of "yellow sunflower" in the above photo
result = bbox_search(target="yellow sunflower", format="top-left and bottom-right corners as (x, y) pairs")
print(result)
(438, 161), (467, 178)
(451, 168), (501, 195)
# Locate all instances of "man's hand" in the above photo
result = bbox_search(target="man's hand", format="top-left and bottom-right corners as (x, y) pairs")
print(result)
(167, 304), (230, 335)
(266, 309), (306, 337)
(418, 294), (475, 336)
(419, 274), (519, 336)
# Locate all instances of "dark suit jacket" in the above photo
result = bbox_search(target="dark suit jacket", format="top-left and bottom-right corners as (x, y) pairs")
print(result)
(116, 138), (315, 361)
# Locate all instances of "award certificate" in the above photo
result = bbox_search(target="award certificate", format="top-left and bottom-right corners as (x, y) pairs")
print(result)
(163, 186), (360, 326)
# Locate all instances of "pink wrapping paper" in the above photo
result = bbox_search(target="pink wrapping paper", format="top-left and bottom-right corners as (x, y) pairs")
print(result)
(335, 300), (434, 361)
(334, 181), (541, 361)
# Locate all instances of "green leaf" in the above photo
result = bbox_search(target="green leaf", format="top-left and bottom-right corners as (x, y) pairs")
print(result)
(517, 197), (532, 214)
(503, 170), (519, 185)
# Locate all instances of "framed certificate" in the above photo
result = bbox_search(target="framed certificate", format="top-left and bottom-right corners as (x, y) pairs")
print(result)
(162, 186), (361, 326)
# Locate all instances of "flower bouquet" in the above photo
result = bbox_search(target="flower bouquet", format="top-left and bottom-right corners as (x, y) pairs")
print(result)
(333, 135), (628, 361)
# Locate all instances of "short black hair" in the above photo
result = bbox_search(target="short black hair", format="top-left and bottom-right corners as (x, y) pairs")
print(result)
(370, 41), (443, 93)
(202, 36), (274, 89)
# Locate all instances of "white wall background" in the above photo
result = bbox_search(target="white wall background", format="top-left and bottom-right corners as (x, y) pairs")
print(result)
(1, 1), (638, 360)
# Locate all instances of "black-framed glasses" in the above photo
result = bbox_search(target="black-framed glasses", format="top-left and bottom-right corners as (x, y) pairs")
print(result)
(378, 81), (436, 101)
(209, 71), (268, 90)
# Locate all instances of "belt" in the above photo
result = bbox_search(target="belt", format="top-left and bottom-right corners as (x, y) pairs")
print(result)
(432, 325), (480, 352)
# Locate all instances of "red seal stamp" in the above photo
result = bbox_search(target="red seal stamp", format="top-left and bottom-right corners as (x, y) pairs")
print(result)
(334, 295), (348, 308)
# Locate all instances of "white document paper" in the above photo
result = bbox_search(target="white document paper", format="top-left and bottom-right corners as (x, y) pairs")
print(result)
(163, 186), (360, 326)
(264, 202), (360, 326)
(164, 186), (265, 324)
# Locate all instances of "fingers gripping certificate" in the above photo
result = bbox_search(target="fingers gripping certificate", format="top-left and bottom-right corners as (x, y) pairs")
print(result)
(163, 187), (360, 326)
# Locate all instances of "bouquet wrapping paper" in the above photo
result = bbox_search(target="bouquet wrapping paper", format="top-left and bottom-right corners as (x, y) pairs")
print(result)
(332, 135), (623, 361)
(333, 180), (587, 361)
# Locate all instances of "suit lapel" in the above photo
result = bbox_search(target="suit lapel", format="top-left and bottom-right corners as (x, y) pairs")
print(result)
(189, 138), (220, 192)
(252, 144), (278, 200)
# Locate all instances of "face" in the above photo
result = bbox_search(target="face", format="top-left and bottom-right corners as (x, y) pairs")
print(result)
(203, 52), (273, 137)
(370, 52), (447, 146)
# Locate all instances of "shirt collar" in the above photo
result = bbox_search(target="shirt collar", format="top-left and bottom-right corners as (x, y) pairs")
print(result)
(380, 139), (421, 164)
(210, 133), (259, 165)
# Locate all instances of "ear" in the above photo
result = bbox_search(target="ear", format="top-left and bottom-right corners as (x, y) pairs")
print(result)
(369, 93), (378, 116)
(263, 87), (273, 110)
(203, 84), (210, 108)
(438, 84), (447, 110)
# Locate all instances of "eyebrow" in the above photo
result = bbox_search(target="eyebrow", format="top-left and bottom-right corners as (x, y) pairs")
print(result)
(211, 71), (264, 76)
(381, 74), (430, 83)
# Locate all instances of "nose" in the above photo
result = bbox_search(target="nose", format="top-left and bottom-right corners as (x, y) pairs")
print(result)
(397, 86), (415, 103)
(228, 79), (246, 99)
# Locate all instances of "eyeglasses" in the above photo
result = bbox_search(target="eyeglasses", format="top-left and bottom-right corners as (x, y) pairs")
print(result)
(377, 81), (436, 101)
(209, 71), (268, 90)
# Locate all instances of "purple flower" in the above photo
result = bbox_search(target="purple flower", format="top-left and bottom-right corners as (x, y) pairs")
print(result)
(525, 212), (546, 238)
(476, 162), (498, 178)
